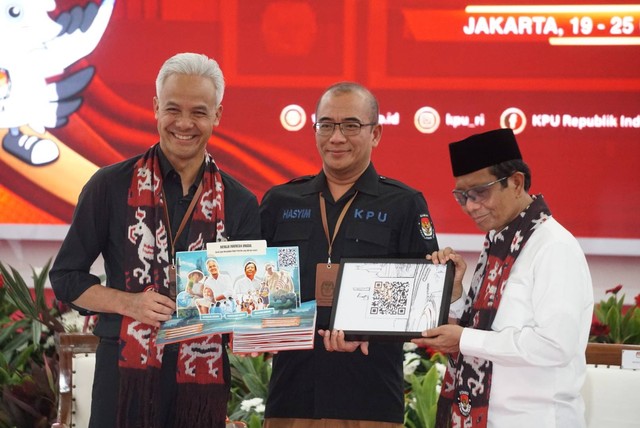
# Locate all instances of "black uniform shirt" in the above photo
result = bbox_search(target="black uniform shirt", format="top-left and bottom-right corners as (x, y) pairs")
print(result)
(259, 162), (439, 423)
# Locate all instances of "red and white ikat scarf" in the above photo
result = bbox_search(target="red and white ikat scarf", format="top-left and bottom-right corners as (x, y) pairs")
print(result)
(119, 143), (228, 427)
(436, 195), (551, 428)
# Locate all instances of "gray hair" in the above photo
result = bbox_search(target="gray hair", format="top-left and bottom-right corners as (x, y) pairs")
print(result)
(155, 52), (225, 107)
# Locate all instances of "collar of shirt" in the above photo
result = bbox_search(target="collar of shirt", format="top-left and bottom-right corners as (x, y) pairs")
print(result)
(157, 146), (207, 251)
(299, 162), (381, 202)
(157, 145), (206, 200)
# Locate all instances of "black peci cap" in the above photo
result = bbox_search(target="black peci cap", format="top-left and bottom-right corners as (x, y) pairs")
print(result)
(449, 128), (522, 177)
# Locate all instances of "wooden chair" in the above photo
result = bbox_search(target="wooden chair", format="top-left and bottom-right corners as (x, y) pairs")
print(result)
(51, 333), (248, 428)
(51, 333), (99, 428)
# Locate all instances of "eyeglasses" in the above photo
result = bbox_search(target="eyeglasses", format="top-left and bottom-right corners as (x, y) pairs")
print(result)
(313, 121), (377, 137)
(452, 176), (509, 206)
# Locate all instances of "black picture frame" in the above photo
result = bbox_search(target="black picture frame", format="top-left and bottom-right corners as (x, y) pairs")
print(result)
(329, 258), (454, 341)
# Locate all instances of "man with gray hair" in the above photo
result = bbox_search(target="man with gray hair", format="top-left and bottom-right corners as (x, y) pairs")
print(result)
(204, 257), (234, 300)
(264, 262), (294, 293)
(50, 52), (260, 428)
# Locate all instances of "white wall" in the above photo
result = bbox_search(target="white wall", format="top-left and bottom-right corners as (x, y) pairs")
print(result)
(1, 238), (639, 304)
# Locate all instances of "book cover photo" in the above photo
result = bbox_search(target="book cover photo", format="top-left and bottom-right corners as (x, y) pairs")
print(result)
(158, 240), (316, 352)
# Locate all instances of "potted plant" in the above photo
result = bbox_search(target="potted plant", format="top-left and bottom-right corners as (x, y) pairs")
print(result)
(587, 284), (640, 365)
(0, 260), (62, 427)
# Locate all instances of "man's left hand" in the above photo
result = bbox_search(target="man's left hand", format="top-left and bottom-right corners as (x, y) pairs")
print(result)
(318, 329), (369, 355)
(411, 324), (464, 354)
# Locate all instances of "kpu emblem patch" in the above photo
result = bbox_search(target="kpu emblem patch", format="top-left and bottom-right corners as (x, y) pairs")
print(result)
(458, 390), (472, 416)
(419, 214), (434, 239)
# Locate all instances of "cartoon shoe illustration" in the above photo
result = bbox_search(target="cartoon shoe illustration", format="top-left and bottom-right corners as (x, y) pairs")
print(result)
(0, 0), (114, 166)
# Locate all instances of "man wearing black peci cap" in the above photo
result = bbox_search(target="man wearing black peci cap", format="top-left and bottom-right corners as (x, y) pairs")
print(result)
(413, 128), (594, 428)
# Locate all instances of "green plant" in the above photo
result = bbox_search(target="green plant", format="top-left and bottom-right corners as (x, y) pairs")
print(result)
(590, 284), (640, 344)
(224, 343), (448, 428)
(402, 343), (447, 428)
(0, 259), (63, 428)
(227, 352), (272, 428)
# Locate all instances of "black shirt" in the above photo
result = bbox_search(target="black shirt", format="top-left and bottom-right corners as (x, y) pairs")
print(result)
(260, 163), (439, 422)
(50, 148), (261, 338)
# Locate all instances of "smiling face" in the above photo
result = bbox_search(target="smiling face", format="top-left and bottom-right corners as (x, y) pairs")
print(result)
(315, 89), (381, 182)
(189, 271), (204, 282)
(153, 73), (222, 168)
(454, 167), (528, 233)
(245, 262), (256, 280)
(206, 260), (219, 278)
(203, 286), (214, 299)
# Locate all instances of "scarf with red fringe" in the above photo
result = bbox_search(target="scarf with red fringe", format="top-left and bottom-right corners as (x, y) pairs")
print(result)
(436, 195), (551, 428)
(119, 143), (228, 428)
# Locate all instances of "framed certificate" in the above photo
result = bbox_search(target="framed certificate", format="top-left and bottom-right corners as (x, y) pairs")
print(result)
(329, 258), (454, 341)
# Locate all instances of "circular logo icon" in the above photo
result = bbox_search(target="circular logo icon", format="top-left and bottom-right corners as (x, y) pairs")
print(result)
(280, 104), (307, 131)
(414, 106), (440, 134)
(500, 107), (527, 134)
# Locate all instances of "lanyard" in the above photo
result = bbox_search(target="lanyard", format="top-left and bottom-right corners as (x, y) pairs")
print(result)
(319, 191), (358, 264)
(162, 181), (203, 264)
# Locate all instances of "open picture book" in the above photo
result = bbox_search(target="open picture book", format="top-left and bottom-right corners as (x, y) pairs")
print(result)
(157, 240), (316, 353)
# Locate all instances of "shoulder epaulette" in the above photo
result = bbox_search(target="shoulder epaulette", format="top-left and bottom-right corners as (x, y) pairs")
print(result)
(287, 174), (316, 184)
(378, 175), (416, 192)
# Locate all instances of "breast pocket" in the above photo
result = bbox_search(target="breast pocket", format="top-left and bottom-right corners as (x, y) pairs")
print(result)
(343, 222), (392, 257)
(493, 278), (532, 330)
(272, 221), (313, 254)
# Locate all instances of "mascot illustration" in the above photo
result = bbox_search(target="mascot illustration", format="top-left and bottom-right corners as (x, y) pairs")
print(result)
(0, 0), (114, 166)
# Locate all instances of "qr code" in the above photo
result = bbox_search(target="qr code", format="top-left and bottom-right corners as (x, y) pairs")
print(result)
(369, 281), (409, 315)
(277, 247), (298, 269)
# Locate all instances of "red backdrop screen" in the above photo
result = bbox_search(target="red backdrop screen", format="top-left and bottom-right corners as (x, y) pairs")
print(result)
(1, 0), (638, 254)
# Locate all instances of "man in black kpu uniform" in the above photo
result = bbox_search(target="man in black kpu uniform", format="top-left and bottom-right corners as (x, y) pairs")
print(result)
(260, 82), (440, 427)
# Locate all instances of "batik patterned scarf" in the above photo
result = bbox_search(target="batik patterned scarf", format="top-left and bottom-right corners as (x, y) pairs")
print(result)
(119, 143), (228, 428)
(436, 195), (551, 428)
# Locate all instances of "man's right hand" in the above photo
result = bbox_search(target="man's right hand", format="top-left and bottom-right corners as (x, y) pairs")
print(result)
(427, 247), (466, 302)
(73, 285), (176, 328)
(125, 290), (176, 327)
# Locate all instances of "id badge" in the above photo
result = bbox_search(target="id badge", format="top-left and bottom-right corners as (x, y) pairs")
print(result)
(168, 264), (177, 299)
(315, 263), (339, 307)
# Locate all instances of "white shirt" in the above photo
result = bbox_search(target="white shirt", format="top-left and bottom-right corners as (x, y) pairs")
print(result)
(203, 273), (234, 299)
(459, 218), (594, 428)
(234, 276), (262, 296)
(189, 280), (204, 297)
